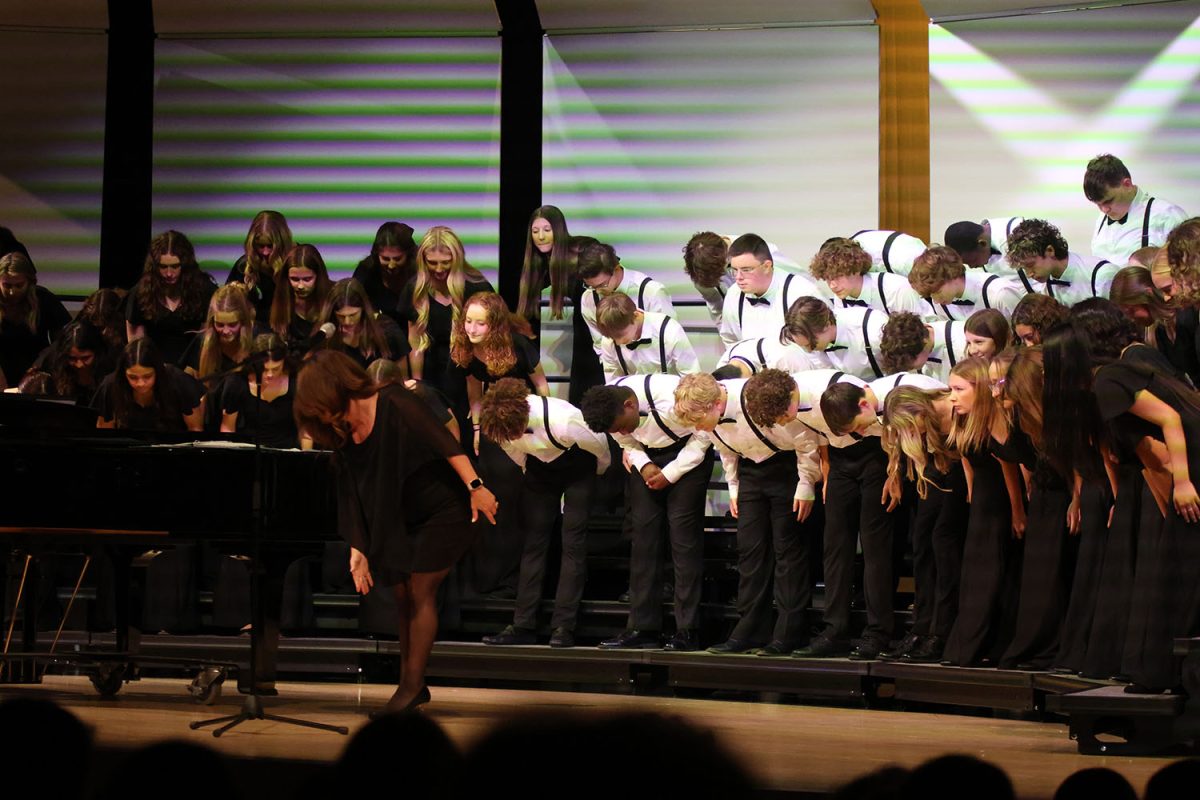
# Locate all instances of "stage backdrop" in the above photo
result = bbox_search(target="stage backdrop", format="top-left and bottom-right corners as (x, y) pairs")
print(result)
(0, 28), (107, 295)
(539, 25), (880, 382)
(150, 36), (502, 286)
(930, 1), (1200, 255)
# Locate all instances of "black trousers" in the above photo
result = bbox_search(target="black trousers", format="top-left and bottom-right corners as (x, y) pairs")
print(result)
(729, 451), (811, 645)
(511, 447), (597, 632)
(820, 439), (895, 640)
(909, 463), (968, 637)
(626, 441), (713, 631)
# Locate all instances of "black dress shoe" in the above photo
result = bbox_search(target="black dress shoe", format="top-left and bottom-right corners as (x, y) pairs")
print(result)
(663, 629), (700, 652)
(599, 629), (661, 649)
(878, 632), (921, 661)
(482, 625), (537, 646)
(548, 627), (575, 648)
(707, 638), (760, 654)
(792, 635), (850, 659)
(756, 640), (797, 657)
(848, 635), (890, 661)
(901, 636), (945, 664)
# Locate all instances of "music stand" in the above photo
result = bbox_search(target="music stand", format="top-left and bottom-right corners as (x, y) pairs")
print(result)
(189, 353), (347, 737)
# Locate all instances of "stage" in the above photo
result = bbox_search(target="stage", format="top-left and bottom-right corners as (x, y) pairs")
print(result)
(1, 674), (1180, 799)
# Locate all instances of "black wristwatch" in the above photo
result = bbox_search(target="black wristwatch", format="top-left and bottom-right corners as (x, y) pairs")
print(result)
(468, 478), (485, 491)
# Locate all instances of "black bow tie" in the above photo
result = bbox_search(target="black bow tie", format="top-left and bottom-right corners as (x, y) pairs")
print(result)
(1106, 213), (1129, 226)
(524, 428), (536, 435)
(950, 299), (975, 306)
(825, 345), (847, 352)
(718, 417), (737, 425)
(625, 338), (652, 350)
(1047, 278), (1071, 287)
(745, 295), (771, 307)
(842, 298), (868, 307)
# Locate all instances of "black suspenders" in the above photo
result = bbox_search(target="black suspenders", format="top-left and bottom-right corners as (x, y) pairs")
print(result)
(739, 386), (781, 453)
(643, 375), (682, 443)
(862, 309), (883, 379)
(541, 396), (569, 451)
(1016, 269), (1035, 294)
(881, 231), (902, 273)
(636, 276), (651, 308)
(944, 321), (958, 368)
(1142, 199), (1155, 248)
(876, 273), (891, 315)
(657, 315), (670, 372)
(1091, 260), (1112, 298)
(981, 274), (1000, 309)
(782, 273), (796, 315)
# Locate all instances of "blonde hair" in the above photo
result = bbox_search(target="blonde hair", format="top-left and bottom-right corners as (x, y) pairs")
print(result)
(198, 284), (256, 383)
(242, 210), (293, 287)
(948, 357), (1002, 454)
(882, 386), (957, 499)
(595, 293), (637, 338)
(410, 226), (485, 353)
(0, 251), (39, 334)
(672, 372), (722, 427)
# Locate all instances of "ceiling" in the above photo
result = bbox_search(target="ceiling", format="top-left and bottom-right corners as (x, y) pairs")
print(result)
(0, 0), (1183, 34)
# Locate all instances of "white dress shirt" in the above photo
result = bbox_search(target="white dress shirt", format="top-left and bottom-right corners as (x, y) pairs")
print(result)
(922, 319), (969, 385)
(790, 369), (878, 449)
(1091, 187), (1188, 264)
(1040, 252), (1122, 308)
(708, 378), (822, 502)
(935, 271), (1029, 321)
(600, 311), (699, 384)
(580, 267), (676, 354)
(719, 267), (828, 347)
(985, 217), (1024, 254)
(500, 395), (612, 475)
(717, 335), (822, 374)
(804, 307), (889, 382)
(851, 230), (928, 277)
(610, 373), (712, 484)
(868, 372), (947, 411)
(832, 271), (935, 318)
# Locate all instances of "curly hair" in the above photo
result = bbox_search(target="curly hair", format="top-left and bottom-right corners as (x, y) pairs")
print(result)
(879, 312), (929, 374)
(782, 296), (836, 349)
(450, 292), (532, 378)
(1070, 298), (1138, 361)
(743, 368), (795, 427)
(673, 373), (721, 427)
(1006, 218), (1069, 265)
(1010, 293), (1069, 343)
(51, 321), (107, 398)
(965, 308), (1012, 352)
(580, 384), (631, 433)
(907, 245), (965, 297)
(683, 231), (729, 289)
(78, 288), (127, 350)
(1083, 154), (1131, 202)
(135, 231), (213, 323)
(809, 238), (871, 281)
(480, 377), (532, 443)
(882, 386), (956, 499)
(595, 293), (638, 339)
(1164, 218), (1200, 304)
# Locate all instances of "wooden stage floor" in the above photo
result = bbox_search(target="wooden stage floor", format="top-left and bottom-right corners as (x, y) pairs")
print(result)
(0, 675), (1182, 798)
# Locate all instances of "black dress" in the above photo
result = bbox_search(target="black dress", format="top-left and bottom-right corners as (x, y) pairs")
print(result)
(1151, 308), (1200, 387)
(352, 260), (409, 328)
(999, 429), (1078, 670)
(1095, 361), (1200, 689)
(217, 372), (298, 449)
(0, 286), (71, 386)
(336, 385), (474, 585)
(91, 365), (204, 431)
(452, 332), (540, 391)
(126, 280), (217, 367)
(398, 277), (493, 399)
(227, 258), (276, 325)
(942, 444), (1017, 667)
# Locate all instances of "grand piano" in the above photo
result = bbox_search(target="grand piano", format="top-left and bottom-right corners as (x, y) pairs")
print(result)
(0, 394), (339, 697)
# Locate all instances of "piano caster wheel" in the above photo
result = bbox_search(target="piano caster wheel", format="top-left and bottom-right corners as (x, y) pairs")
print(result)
(188, 666), (226, 705)
(89, 664), (126, 698)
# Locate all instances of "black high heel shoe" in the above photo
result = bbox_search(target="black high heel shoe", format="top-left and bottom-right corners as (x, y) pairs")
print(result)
(369, 685), (432, 719)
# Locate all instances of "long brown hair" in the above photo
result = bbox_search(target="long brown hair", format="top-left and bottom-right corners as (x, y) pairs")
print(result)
(450, 291), (532, 377)
(317, 279), (393, 362)
(270, 244), (332, 338)
(293, 349), (378, 449)
(515, 205), (573, 321)
(135, 231), (212, 322)
(0, 252), (39, 334)
(1004, 347), (1044, 451)
(241, 210), (293, 288)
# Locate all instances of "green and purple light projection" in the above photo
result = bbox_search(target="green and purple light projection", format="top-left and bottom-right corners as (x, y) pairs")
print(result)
(0, 30), (107, 294)
(930, 2), (1200, 254)
(151, 36), (502, 285)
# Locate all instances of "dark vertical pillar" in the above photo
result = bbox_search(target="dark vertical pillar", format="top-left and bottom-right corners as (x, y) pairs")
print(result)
(99, 0), (155, 289)
(495, 0), (543, 311)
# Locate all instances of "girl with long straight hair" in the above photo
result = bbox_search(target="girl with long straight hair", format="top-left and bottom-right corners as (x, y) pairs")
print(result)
(0, 251), (71, 387)
(352, 221), (419, 325)
(93, 337), (204, 431)
(228, 210), (293, 323)
(270, 243), (333, 348)
(190, 284), (256, 383)
(127, 231), (217, 366)
(317, 279), (409, 371)
(515, 205), (572, 323)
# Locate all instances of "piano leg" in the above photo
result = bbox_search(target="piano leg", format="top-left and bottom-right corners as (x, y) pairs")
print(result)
(1, 553), (40, 684)
(110, 547), (141, 657)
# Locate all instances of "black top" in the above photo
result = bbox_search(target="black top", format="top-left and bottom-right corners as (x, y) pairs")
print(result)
(227, 257), (277, 324)
(398, 276), (493, 390)
(1151, 308), (1200, 387)
(329, 316), (411, 371)
(1095, 360), (1200, 476)
(126, 279), (217, 367)
(92, 364), (204, 431)
(452, 331), (540, 390)
(217, 371), (298, 448)
(1, 286), (72, 386)
(352, 260), (408, 328)
(179, 323), (269, 377)
(991, 417), (1064, 490)
(335, 385), (471, 583)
